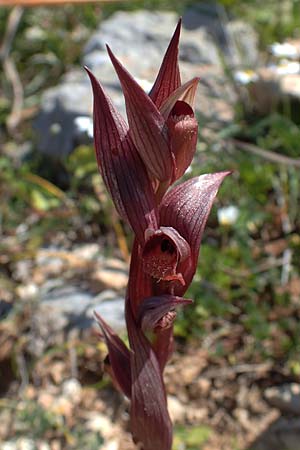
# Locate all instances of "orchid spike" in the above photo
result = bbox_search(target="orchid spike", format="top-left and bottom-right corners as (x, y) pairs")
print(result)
(86, 18), (231, 450)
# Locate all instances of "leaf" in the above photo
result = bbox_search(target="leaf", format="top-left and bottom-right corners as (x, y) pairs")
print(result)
(94, 312), (131, 399)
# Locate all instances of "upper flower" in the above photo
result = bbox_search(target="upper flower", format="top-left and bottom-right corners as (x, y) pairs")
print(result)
(85, 20), (229, 293)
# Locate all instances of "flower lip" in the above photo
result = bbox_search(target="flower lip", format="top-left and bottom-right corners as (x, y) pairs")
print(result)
(160, 77), (199, 119)
(170, 100), (194, 118)
(142, 226), (191, 283)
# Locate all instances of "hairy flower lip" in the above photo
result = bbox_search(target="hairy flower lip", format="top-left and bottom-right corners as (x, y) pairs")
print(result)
(142, 226), (191, 283)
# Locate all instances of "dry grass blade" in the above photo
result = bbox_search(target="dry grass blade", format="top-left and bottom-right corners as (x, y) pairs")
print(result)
(228, 138), (300, 168)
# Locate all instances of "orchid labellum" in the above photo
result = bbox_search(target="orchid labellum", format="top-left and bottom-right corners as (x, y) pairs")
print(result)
(86, 18), (230, 450)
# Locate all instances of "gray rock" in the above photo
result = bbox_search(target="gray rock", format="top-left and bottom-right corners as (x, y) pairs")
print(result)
(226, 20), (259, 67)
(0, 300), (13, 320)
(29, 282), (125, 355)
(183, 1), (225, 32)
(265, 384), (300, 415)
(180, 28), (221, 66)
(34, 82), (92, 157)
(249, 417), (300, 450)
(83, 10), (178, 71)
(183, 3), (259, 67)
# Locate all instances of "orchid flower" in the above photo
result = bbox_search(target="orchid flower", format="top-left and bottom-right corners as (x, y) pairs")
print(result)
(86, 19), (230, 450)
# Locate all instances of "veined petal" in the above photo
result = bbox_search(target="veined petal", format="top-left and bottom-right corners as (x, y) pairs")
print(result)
(85, 67), (158, 245)
(126, 302), (172, 450)
(142, 226), (191, 283)
(127, 238), (153, 317)
(107, 46), (175, 182)
(138, 295), (192, 333)
(149, 19), (181, 109)
(160, 77), (199, 119)
(167, 100), (198, 180)
(94, 312), (131, 399)
(160, 172), (231, 271)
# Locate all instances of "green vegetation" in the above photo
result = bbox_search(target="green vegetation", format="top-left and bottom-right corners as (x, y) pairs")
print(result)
(173, 425), (212, 449)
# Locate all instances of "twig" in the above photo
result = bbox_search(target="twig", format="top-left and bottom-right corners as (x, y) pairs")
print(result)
(0, 6), (23, 61)
(69, 345), (78, 379)
(273, 174), (293, 286)
(0, 6), (24, 133)
(202, 362), (273, 379)
(281, 248), (292, 285)
(227, 139), (300, 168)
(220, 257), (285, 278)
(16, 351), (29, 394)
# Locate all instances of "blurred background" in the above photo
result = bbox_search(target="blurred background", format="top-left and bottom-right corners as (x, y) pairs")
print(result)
(1, 1), (300, 449)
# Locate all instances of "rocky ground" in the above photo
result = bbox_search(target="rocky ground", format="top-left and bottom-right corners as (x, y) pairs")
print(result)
(1, 241), (300, 450)
(1, 4), (300, 450)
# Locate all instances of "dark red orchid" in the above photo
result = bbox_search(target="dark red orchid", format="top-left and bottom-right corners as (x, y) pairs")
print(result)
(86, 19), (230, 450)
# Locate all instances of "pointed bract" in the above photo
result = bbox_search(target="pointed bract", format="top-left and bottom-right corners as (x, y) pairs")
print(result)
(126, 302), (172, 450)
(85, 67), (158, 245)
(94, 312), (131, 398)
(149, 19), (181, 109)
(107, 46), (175, 182)
(160, 172), (231, 278)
